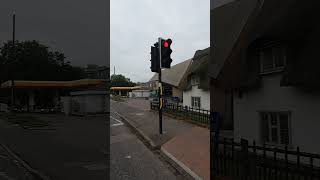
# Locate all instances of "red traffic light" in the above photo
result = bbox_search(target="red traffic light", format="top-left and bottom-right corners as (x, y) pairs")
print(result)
(164, 41), (169, 48)
(163, 39), (172, 48)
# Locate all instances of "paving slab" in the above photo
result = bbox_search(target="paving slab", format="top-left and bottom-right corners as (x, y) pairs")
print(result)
(162, 127), (210, 180)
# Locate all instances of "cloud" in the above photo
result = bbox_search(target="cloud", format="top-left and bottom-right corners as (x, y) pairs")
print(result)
(0, 0), (108, 67)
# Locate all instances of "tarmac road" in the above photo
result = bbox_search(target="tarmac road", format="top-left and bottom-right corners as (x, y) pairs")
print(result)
(110, 104), (180, 180)
(0, 113), (109, 180)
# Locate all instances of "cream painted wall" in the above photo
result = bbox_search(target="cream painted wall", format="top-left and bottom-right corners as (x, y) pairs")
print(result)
(183, 85), (210, 110)
(234, 73), (320, 153)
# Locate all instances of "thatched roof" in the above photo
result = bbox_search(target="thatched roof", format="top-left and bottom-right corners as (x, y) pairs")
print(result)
(209, 0), (259, 79)
(148, 59), (192, 88)
(187, 48), (210, 75)
(210, 0), (320, 89)
(181, 47), (210, 90)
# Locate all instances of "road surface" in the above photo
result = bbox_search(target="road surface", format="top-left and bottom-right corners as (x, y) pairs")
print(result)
(110, 103), (181, 180)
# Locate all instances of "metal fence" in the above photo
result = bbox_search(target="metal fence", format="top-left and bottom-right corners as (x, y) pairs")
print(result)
(150, 101), (210, 126)
(212, 137), (320, 180)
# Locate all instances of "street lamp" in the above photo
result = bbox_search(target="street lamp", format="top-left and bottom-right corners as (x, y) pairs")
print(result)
(10, 12), (16, 112)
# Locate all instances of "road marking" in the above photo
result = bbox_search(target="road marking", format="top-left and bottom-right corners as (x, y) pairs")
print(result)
(110, 116), (124, 127)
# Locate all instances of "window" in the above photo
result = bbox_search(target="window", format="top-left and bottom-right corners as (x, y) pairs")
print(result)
(260, 112), (290, 145)
(260, 45), (286, 73)
(191, 75), (200, 86)
(191, 97), (201, 108)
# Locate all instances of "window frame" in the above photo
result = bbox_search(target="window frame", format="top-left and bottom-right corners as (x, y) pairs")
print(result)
(191, 75), (200, 86)
(259, 45), (287, 74)
(191, 96), (201, 109)
(259, 111), (292, 147)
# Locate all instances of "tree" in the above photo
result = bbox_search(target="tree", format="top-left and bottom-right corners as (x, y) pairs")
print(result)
(111, 74), (136, 87)
(0, 40), (85, 82)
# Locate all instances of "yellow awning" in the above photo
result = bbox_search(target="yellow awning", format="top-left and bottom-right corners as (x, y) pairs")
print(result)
(110, 86), (141, 90)
(0, 79), (106, 89)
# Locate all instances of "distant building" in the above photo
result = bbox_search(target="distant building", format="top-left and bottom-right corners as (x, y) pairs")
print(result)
(135, 82), (151, 90)
(129, 89), (150, 98)
(0, 79), (108, 115)
(85, 64), (109, 80)
(110, 86), (141, 97)
(182, 48), (210, 111)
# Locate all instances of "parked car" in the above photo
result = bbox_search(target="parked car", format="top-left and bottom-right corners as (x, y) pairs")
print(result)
(33, 106), (54, 113)
(40, 108), (50, 113)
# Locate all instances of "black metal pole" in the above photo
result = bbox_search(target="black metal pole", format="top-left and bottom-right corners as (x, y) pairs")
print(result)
(158, 38), (163, 134)
(11, 12), (15, 111)
(158, 68), (162, 134)
(211, 1), (214, 179)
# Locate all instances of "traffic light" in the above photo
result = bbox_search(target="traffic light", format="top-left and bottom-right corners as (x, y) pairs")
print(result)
(150, 43), (160, 72)
(161, 38), (172, 68)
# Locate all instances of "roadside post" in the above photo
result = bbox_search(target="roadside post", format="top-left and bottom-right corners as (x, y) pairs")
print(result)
(158, 38), (163, 134)
(149, 37), (172, 134)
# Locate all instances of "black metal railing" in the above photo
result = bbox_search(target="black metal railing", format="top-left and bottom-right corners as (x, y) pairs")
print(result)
(150, 101), (210, 126)
(212, 136), (320, 180)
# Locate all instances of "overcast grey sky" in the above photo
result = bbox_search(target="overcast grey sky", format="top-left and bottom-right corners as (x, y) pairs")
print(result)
(111, 0), (210, 82)
(0, 0), (108, 67)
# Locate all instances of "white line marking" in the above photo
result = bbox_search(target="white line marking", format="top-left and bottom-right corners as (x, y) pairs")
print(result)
(110, 116), (124, 127)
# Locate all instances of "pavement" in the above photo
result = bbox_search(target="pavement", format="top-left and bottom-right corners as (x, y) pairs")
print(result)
(162, 127), (210, 180)
(111, 98), (210, 180)
(0, 113), (108, 180)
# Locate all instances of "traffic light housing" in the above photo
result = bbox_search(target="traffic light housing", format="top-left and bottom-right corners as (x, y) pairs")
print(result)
(150, 43), (160, 72)
(161, 39), (172, 68)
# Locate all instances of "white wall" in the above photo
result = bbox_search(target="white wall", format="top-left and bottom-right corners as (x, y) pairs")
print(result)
(62, 93), (108, 116)
(69, 91), (108, 115)
(85, 95), (106, 113)
(71, 96), (86, 115)
(61, 96), (71, 115)
(131, 90), (150, 98)
(183, 85), (210, 110)
(234, 73), (320, 153)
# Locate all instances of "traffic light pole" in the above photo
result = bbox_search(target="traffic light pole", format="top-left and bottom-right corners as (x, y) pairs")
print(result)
(158, 37), (163, 135)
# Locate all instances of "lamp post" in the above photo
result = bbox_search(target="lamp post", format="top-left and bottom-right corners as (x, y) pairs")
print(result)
(10, 12), (16, 112)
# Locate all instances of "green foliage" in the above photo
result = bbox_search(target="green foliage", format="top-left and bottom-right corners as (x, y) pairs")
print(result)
(0, 40), (86, 82)
(111, 74), (136, 87)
